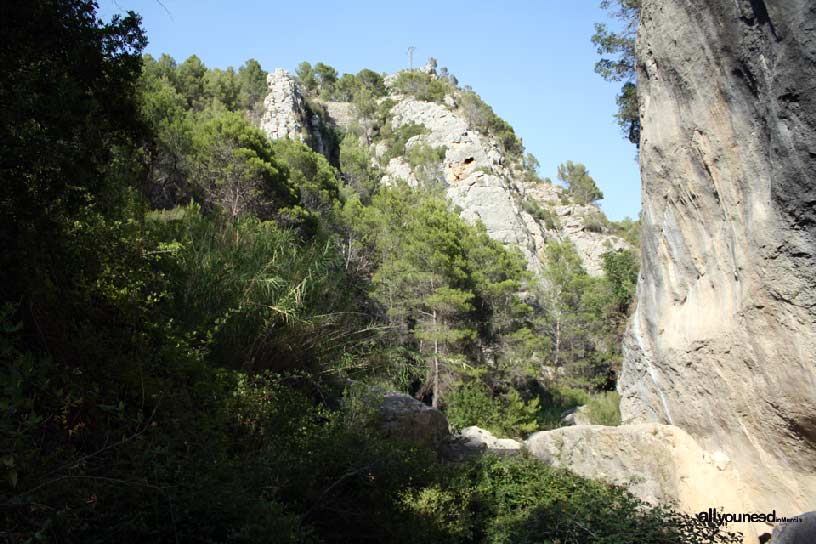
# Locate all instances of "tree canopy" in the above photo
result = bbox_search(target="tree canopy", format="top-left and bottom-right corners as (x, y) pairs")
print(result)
(592, 0), (641, 147)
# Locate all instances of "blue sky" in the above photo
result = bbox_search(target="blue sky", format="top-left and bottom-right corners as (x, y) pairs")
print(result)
(99, 0), (641, 220)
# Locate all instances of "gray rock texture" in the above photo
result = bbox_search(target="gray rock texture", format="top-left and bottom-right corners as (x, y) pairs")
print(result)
(260, 68), (306, 142)
(458, 426), (522, 456)
(259, 70), (628, 275)
(771, 511), (816, 544)
(379, 391), (449, 446)
(379, 96), (627, 274)
(620, 0), (816, 521)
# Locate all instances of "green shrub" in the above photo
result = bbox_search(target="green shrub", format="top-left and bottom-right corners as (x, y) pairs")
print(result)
(444, 382), (539, 438)
(380, 122), (429, 163)
(147, 204), (352, 371)
(457, 91), (523, 158)
(609, 216), (641, 247)
(584, 391), (622, 426)
(401, 455), (742, 544)
(405, 142), (447, 187)
(392, 71), (453, 102)
(581, 209), (609, 233)
(520, 198), (559, 230)
(405, 142), (447, 170)
(535, 384), (590, 430)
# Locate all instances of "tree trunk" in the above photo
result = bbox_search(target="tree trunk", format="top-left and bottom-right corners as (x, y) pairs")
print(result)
(432, 310), (439, 408)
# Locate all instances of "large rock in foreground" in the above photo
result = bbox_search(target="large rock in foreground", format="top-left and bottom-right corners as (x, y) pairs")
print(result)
(620, 0), (816, 520)
(526, 424), (761, 541)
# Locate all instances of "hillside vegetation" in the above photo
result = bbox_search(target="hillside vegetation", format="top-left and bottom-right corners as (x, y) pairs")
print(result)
(1, 2), (740, 542)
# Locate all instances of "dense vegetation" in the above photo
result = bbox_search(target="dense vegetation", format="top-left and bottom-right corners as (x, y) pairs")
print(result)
(0, 2), (742, 542)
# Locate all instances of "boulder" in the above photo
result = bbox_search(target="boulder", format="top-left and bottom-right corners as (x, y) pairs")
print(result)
(378, 391), (449, 446)
(525, 423), (762, 541)
(458, 426), (522, 457)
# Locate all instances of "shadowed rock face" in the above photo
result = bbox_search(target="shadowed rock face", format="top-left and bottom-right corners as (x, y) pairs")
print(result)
(620, 0), (816, 515)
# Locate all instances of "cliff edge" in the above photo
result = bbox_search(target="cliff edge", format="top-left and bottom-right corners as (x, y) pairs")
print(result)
(620, 0), (816, 517)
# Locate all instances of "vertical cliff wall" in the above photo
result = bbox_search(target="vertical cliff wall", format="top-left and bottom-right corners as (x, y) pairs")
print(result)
(620, 0), (816, 513)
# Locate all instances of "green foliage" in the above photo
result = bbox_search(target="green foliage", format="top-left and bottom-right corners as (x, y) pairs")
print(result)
(148, 205), (351, 370)
(380, 122), (429, 164)
(176, 54), (208, 108)
(341, 184), (529, 405)
(557, 160), (604, 204)
(534, 385), (589, 430)
(303, 97), (343, 163)
(534, 241), (628, 389)
(3, 4), (725, 542)
(237, 58), (268, 110)
(0, 0), (147, 304)
(521, 198), (559, 230)
(592, 0), (641, 146)
(393, 71), (453, 102)
(581, 208), (609, 233)
(609, 215), (641, 247)
(332, 73), (359, 101)
(602, 249), (638, 313)
(295, 61), (319, 94)
(191, 110), (297, 218)
(457, 91), (524, 157)
(270, 137), (341, 219)
(339, 134), (380, 201)
(406, 142), (448, 187)
(402, 455), (742, 544)
(444, 382), (540, 438)
(144, 53), (267, 114)
(356, 68), (387, 97)
(584, 391), (622, 426)
(295, 62), (385, 101)
(314, 62), (338, 97)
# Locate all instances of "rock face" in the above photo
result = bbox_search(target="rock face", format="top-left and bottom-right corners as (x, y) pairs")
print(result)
(376, 95), (627, 274)
(458, 426), (522, 456)
(259, 69), (628, 275)
(526, 424), (759, 540)
(379, 391), (449, 446)
(376, 96), (550, 270)
(620, 0), (816, 520)
(260, 69), (306, 142)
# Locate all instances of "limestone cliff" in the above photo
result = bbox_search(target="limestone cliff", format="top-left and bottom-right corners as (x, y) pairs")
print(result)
(258, 68), (628, 275)
(620, 0), (816, 517)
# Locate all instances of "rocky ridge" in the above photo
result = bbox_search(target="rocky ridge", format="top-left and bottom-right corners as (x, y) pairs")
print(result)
(258, 67), (628, 275)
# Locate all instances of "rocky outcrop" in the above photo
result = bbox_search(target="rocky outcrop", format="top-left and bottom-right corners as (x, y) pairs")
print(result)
(379, 391), (449, 446)
(457, 426), (522, 456)
(377, 96), (627, 274)
(526, 424), (760, 540)
(620, 0), (816, 524)
(258, 67), (628, 275)
(260, 68), (306, 142)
